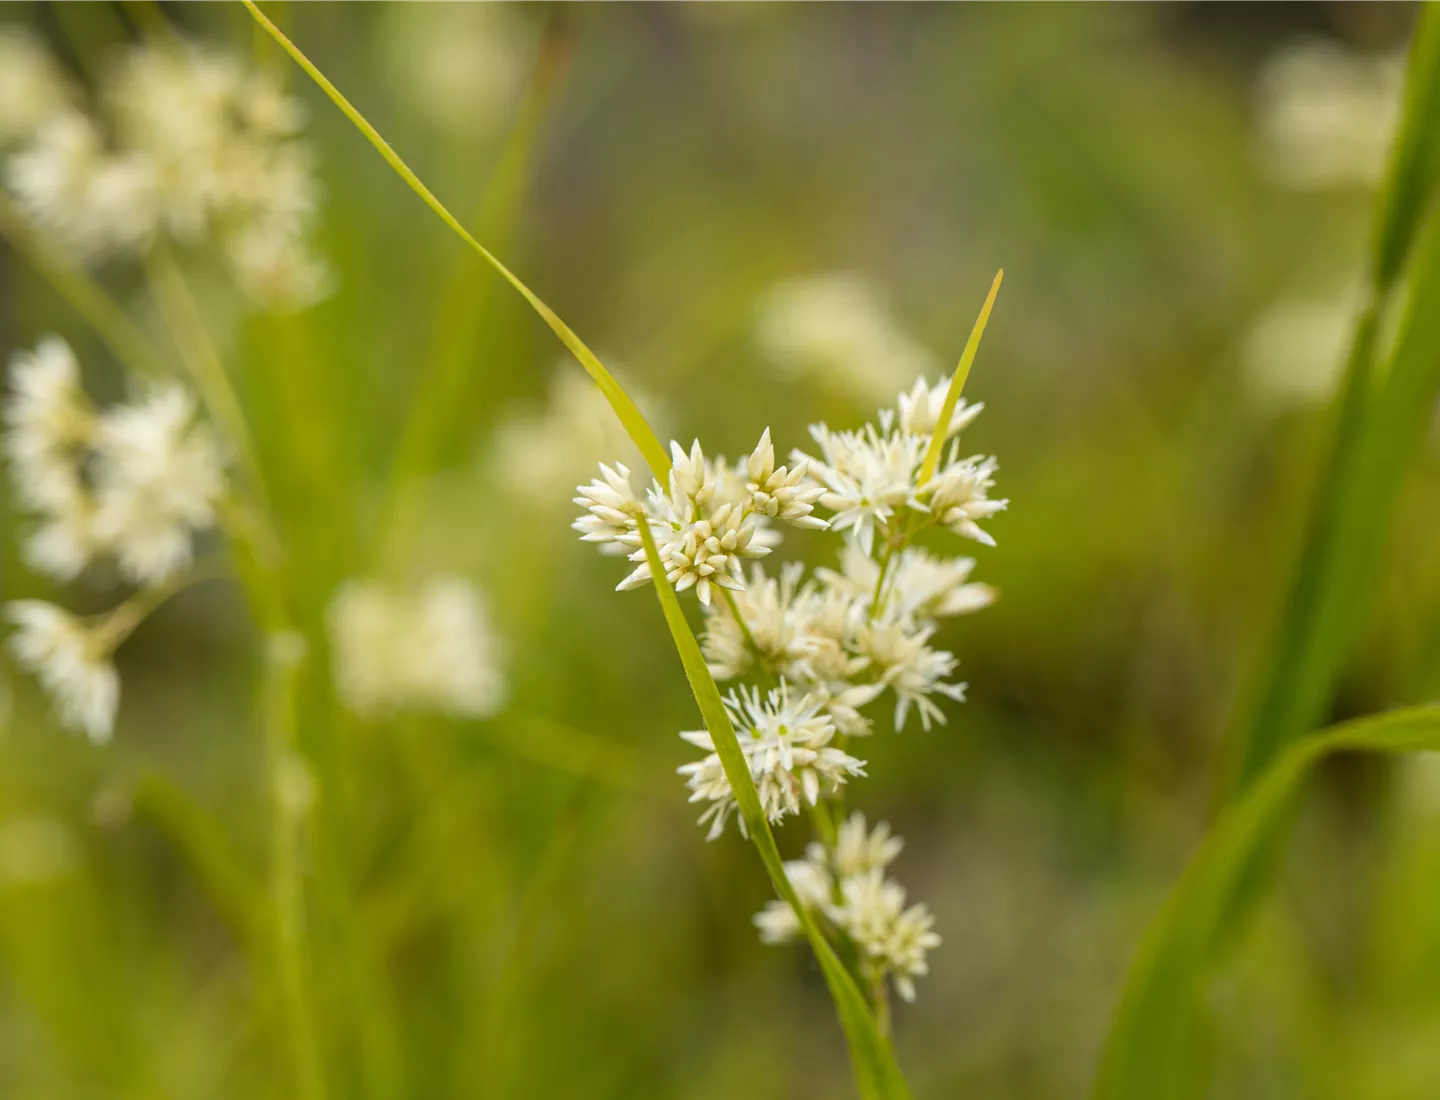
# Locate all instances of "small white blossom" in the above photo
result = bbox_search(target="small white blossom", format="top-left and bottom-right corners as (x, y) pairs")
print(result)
(753, 853), (832, 945)
(91, 386), (226, 586)
(796, 423), (926, 554)
(380, 1), (532, 139)
(856, 620), (966, 732)
(745, 428), (826, 528)
(896, 376), (983, 441)
(828, 868), (940, 1003)
(3, 335), (93, 514)
(573, 462), (647, 555)
(701, 562), (812, 681)
(833, 812), (904, 877)
(819, 542), (996, 625)
(1257, 40), (1402, 191)
(0, 30), (73, 146)
(756, 273), (940, 404)
(223, 220), (333, 312)
(5, 601), (118, 743)
(1242, 283), (1358, 409)
(6, 111), (155, 260)
(918, 453), (1006, 547)
(677, 682), (865, 840)
(498, 369), (651, 502)
(328, 576), (505, 720)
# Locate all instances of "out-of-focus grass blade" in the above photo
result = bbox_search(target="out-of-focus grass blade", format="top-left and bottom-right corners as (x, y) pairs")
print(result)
(635, 523), (911, 1100)
(379, 16), (575, 548)
(1372, 4), (1440, 291)
(0, 194), (170, 379)
(129, 771), (263, 950)
(1218, 5), (1440, 801)
(241, 0), (670, 480)
(917, 269), (1003, 485)
(1094, 705), (1440, 1100)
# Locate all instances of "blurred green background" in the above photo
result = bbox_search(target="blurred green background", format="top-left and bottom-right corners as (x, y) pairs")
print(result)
(3, 2), (1440, 1098)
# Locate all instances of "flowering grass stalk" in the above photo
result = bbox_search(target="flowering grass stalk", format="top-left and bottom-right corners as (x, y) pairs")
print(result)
(237, 5), (1019, 1094)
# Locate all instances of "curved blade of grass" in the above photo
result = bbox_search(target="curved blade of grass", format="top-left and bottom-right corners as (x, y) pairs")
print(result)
(1095, 705), (1440, 1100)
(0, 194), (169, 379)
(1218, 8), (1440, 801)
(241, 0), (669, 480)
(916, 269), (1003, 486)
(128, 771), (263, 949)
(636, 523), (910, 1100)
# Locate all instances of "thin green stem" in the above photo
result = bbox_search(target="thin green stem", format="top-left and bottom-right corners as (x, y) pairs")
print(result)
(263, 633), (327, 1100)
(91, 556), (231, 652)
(242, 0), (669, 479)
(144, 246), (273, 514)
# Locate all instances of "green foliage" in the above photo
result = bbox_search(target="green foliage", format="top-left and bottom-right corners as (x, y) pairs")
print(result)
(1095, 706), (1440, 1100)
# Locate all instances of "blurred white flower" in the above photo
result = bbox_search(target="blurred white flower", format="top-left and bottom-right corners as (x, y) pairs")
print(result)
(1257, 40), (1403, 191)
(1242, 283), (1358, 409)
(381, 2), (533, 139)
(856, 619), (967, 732)
(754, 812), (938, 1001)
(328, 576), (506, 720)
(833, 811), (905, 877)
(91, 385), (226, 586)
(829, 867), (940, 1003)
(753, 851), (833, 944)
(0, 29), (73, 146)
(3, 335), (93, 514)
(702, 561), (813, 681)
(5, 601), (119, 743)
(819, 542), (996, 625)
(6, 111), (156, 260)
(756, 273), (940, 404)
(223, 219), (333, 312)
(498, 368), (650, 504)
(677, 681), (865, 840)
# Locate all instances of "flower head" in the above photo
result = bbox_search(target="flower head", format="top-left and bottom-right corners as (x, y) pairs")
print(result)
(677, 682), (865, 840)
(856, 619), (966, 732)
(91, 385), (226, 586)
(5, 601), (118, 743)
(829, 868), (941, 1003)
(896, 376), (983, 441)
(328, 576), (505, 720)
(0, 29), (73, 146)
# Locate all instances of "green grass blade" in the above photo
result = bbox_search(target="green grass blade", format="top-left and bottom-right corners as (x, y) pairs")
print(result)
(378, 18), (574, 552)
(0, 194), (170, 379)
(1217, 11), (1440, 801)
(241, 0), (670, 480)
(1372, 3), (1440, 290)
(1095, 705), (1440, 1100)
(917, 269), (1003, 486)
(635, 523), (910, 1100)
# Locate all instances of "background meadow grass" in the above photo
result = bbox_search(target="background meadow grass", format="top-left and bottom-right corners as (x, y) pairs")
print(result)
(3, 2), (1440, 1098)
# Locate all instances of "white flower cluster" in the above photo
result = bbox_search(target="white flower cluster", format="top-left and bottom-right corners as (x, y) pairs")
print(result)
(1, 34), (330, 310)
(756, 273), (941, 405)
(1256, 39), (1403, 192)
(575, 371), (1006, 1002)
(754, 813), (940, 1004)
(327, 576), (506, 720)
(3, 336), (225, 586)
(573, 429), (823, 607)
(2, 336), (227, 742)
